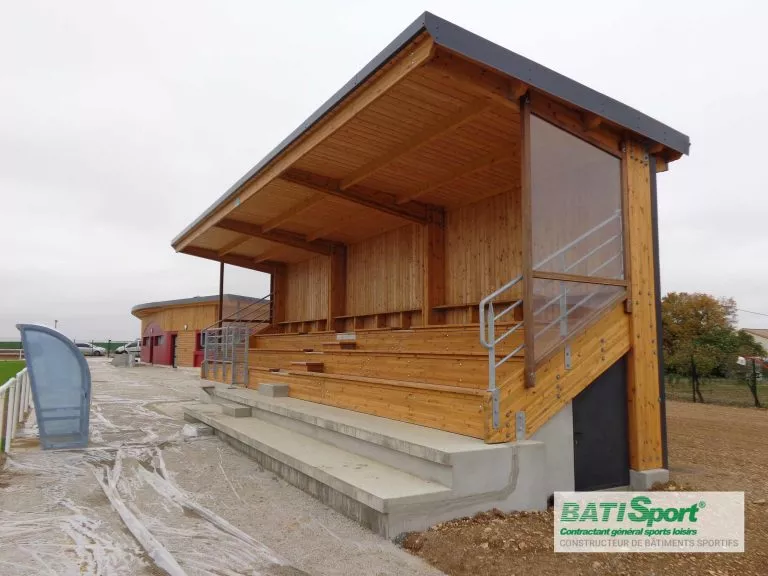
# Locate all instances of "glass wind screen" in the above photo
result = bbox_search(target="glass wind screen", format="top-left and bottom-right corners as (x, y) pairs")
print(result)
(530, 115), (624, 278)
(18, 324), (91, 449)
(532, 278), (625, 362)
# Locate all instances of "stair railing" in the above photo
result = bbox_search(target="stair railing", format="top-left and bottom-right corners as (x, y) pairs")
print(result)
(479, 209), (625, 430)
(202, 293), (271, 385)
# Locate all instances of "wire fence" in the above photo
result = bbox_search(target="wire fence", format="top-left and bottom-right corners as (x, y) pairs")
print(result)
(665, 358), (765, 409)
(0, 340), (130, 359)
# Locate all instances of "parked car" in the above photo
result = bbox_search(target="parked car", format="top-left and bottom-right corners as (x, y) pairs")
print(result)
(74, 342), (106, 357)
(115, 339), (141, 355)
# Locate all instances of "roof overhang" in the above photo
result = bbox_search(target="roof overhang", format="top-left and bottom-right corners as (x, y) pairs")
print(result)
(172, 11), (690, 263)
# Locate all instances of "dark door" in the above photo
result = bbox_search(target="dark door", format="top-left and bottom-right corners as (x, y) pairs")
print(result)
(573, 355), (629, 490)
(170, 334), (178, 368)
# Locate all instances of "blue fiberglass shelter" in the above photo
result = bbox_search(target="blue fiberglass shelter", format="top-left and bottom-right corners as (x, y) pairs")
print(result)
(17, 324), (91, 449)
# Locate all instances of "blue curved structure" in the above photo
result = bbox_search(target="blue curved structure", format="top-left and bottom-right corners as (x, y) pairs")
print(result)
(17, 324), (91, 449)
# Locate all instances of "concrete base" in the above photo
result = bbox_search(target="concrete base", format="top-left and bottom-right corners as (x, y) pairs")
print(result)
(185, 382), (550, 538)
(258, 383), (289, 397)
(630, 468), (669, 490)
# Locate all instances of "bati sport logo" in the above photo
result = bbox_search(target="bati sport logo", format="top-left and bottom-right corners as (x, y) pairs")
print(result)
(560, 495), (705, 528)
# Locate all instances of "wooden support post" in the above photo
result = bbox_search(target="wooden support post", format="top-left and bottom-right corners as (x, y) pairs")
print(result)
(624, 141), (664, 471)
(328, 245), (347, 332)
(218, 262), (224, 322)
(520, 94), (535, 388)
(421, 207), (445, 326)
(271, 263), (287, 326)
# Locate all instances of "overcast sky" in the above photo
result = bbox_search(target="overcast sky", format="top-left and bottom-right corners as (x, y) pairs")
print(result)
(1, 1), (767, 340)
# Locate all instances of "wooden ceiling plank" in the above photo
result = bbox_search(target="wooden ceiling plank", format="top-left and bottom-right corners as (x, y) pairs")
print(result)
(177, 36), (435, 251)
(216, 218), (334, 255)
(216, 234), (252, 256)
(396, 144), (516, 204)
(339, 97), (492, 190)
(183, 246), (275, 274)
(423, 49), (526, 112)
(253, 246), (285, 264)
(279, 167), (432, 224)
(261, 193), (326, 232)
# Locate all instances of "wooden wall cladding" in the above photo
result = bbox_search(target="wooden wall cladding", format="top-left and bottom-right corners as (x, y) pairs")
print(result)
(175, 331), (197, 367)
(445, 190), (522, 306)
(345, 224), (423, 316)
(140, 304), (218, 334)
(284, 255), (329, 321)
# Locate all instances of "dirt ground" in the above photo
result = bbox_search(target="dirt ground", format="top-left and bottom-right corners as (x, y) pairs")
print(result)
(403, 400), (768, 576)
(0, 359), (441, 576)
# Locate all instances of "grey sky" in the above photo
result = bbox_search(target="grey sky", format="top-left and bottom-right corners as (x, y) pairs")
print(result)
(1, 1), (766, 340)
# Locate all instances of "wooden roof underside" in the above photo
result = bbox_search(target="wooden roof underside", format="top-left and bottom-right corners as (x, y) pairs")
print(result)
(175, 30), (684, 272)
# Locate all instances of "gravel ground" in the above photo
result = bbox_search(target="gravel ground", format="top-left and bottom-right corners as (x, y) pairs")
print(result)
(0, 359), (443, 576)
(403, 400), (768, 575)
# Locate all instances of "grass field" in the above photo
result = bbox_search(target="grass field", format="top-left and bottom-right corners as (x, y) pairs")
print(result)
(666, 376), (767, 408)
(0, 361), (26, 383)
(0, 341), (128, 353)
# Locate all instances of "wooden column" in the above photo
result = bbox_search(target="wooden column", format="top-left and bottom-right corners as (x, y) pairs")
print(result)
(328, 245), (347, 331)
(218, 262), (225, 322)
(421, 208), (445, 326)
(520, 94), (535, 388)
(624, 141), (664, 471)
(271, 263), (287, 326)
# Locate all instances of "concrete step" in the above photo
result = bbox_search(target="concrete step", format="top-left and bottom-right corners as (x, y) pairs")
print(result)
(183, 402), (453, 535)
(186, 382), (550, 537)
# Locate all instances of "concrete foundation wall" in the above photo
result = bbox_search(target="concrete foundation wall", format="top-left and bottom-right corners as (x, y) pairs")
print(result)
(531, 401), (575, 496)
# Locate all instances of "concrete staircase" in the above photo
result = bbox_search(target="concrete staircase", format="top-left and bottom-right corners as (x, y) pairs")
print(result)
(183, 382), (549, 538)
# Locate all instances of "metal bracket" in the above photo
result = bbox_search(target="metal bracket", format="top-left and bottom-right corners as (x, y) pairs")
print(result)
(564, 343), (572, 370)
(515, 411), (526, 441)
(491, 388), (500, 429)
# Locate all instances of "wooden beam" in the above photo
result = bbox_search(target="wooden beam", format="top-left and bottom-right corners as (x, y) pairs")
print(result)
(339, 98), (492, 190)
(422, 208), (446, 326)
(655, 156), (668, 173)
(397, 145), (517, 204)
(280, 168), (432, 224)
(217, 234), (251, 256)
(648, 142), (664, 155)
(583, 112), (602, 131)
(624, 140), (664, 471)
(176, 36), (435, 251)
(424, 48), (525, 111)
(531, 270), (628, 287)
(328, 245), (347, 331)
(183, 245), (276, 274)
(216, 218), (335, 255)
(262, 194), (326, 232)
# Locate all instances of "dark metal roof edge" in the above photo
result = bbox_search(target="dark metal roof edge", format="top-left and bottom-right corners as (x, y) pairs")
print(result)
(172, 11), (690, 248)
(423, 12), (690, 156)
(171, 12), (430, 248)
(131, 294), (267, 315)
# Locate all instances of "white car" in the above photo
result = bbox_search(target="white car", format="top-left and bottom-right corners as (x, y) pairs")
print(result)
(75, 342), (106, 357)
(115, 339), (141, 355)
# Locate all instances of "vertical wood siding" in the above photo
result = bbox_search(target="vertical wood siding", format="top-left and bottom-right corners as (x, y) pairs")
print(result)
(285, 256), (330, 321)
(445, 190), (522, 306)
(345, 224), (423, 315)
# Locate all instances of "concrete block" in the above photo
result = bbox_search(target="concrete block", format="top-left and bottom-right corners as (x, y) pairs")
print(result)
(221, 404), (251, 418)
(630, 468), (669, 490)
(258, 383), (289, 397)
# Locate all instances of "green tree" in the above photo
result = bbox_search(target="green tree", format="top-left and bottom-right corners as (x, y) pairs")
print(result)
(661, 292), (765, 378)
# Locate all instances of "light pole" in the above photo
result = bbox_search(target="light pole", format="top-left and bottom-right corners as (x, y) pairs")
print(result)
(54, 320), (58, 330)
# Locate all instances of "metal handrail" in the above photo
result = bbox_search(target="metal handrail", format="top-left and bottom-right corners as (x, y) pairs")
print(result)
(479, 208), (626, 431)
(203, 293), (272, 331)
(533, 210), (621, 271)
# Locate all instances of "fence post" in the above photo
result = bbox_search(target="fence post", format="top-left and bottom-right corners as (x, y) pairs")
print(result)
(0, 389), (8, 452)
(7, 379), (17, 447)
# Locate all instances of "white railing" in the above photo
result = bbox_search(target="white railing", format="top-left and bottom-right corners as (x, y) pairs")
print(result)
(0, 367), (33, 452)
